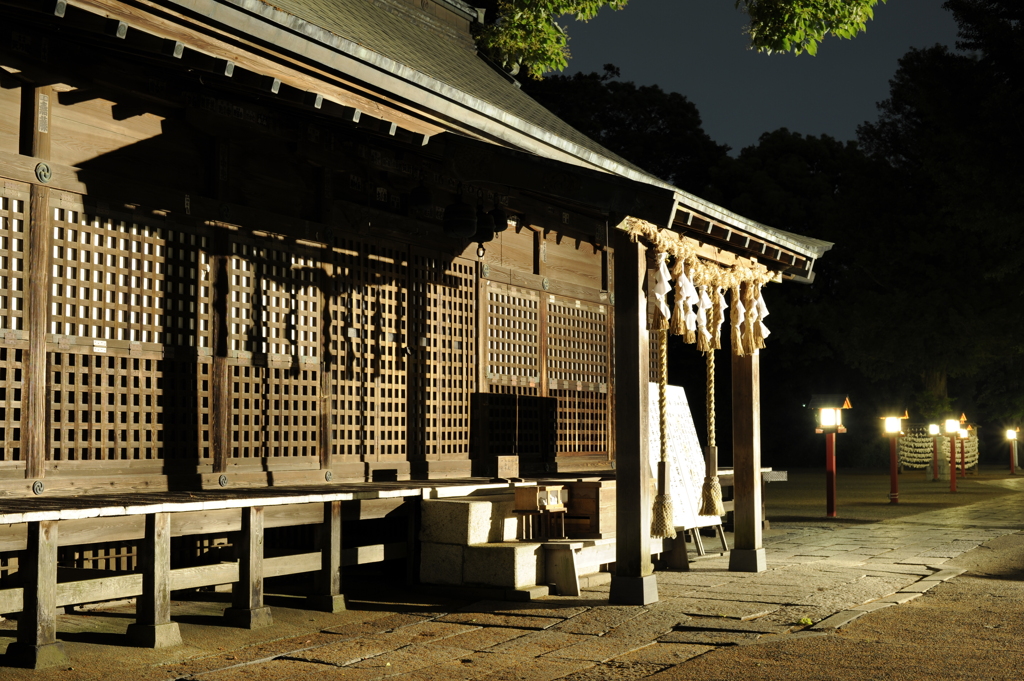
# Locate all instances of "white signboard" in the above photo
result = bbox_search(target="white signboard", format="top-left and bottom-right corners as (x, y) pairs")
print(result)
(648, 383), (722, 530)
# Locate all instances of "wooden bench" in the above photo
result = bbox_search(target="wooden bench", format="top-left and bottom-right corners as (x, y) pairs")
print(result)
(0, 479), (514, 669)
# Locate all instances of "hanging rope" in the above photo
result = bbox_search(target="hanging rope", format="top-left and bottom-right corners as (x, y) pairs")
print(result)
(698, 349), (725, 516)
(651, 328), (676, 539)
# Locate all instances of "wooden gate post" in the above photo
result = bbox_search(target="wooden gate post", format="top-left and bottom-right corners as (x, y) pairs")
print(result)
(608, 228), (658, 605)
(728, 352), (766, 572)
(309, 500), (345, 612)
(8, 521), (70, 669)
(225, 506), (273, 628)
(127, 513), (182, 647)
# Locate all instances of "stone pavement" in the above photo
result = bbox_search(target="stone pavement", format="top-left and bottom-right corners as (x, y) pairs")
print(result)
(2, 473), (1023, 680)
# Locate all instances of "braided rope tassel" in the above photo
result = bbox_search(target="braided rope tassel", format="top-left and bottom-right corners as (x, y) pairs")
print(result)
(699, 349), (725, 517)
(651, 328), (676, 539)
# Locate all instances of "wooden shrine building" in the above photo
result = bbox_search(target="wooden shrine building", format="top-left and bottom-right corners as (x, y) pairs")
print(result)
(0, 0), (831, 668)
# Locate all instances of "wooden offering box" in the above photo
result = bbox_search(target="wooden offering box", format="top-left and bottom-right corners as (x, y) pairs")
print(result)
(564, 478), (616, 539)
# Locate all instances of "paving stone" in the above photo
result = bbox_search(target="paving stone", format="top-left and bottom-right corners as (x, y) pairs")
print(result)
(900, 579), (944, 593)
(658, 629), (761, 645)
(653, 572), (741, 587)
(437, 612), (563, 630)
(433, 626), (532, 652)
(557, 661), (670, 681)
(349, 643), (477, 674)
(876, 591), (923, 604)
(322, 613), (433, 638)
(656, 597), (779, 620)
(487, 630), (592, 657)
(549, 606), (641, 635)
(470, 657), (597, 681)
(456, 601), (590, 619)
(682, 591), (800, 605)
(364, 621), (482, 647)
(751, 604), (839, 627)
(611, 642), (713, 665)
(929, 568), (967, 581)
(810, 609), (867, 630)
(601, 607), (687, 639)
(541, 635), (653, 662)
(796, 575), (915, 608)
(671, 617), (793, 634)
(292, 637), (406, 666)
(199, 659), (382, 681)
(849, 601), (897, 612)
(388, 651), (525, 680)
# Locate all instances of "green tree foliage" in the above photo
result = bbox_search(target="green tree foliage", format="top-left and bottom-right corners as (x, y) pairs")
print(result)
(476, 1), (886, 79)
(520, 65), (728, 195)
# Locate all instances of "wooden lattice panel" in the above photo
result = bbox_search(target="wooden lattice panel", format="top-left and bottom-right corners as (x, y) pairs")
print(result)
(230, 365), (320, 459)
(484, 283), (540, 388)
(0, 195), (25, 335)
(409, 254), (475, 459)
(197, 361), (211, 460)
(49, 210), (191, 346)
(227, 241), (321, 359)
(329, 238), (408, 459)
(49, 352), (174, 461)
(0, 347), (23, 465)
(550, 388), (609, 456)
(433, 259), (474, 458)
(546, 295), (609, 391)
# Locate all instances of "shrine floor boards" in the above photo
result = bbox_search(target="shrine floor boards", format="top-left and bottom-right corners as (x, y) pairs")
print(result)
(1, 469), (1022, 680)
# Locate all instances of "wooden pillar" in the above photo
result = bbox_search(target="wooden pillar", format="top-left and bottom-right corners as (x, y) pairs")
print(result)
(608, 229), (657, 605)
(209, 232), (231, 475)
(225, 506), (273, 628)
(309, 500), (345, 612)
(23, 85), (52, 482)
(126, 513), (181, 647)
(728, 352), (766, 572)
(8, 521), (70, 669)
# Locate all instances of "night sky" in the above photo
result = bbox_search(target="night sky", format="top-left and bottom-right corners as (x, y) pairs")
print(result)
(563, 0), (961, 152)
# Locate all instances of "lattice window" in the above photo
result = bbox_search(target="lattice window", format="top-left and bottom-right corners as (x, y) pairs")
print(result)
(329, 238), (408, 458)
(0, 195), (25, 334)
(225, 242), (321, 359)
(551, 388), (609, 456)
(197, 361), (211, 460)
(485, 284), (539, 386)
(231, 365), (319, 458)
(50, 210), (201, 348)
(48, 352), (172, 461)
(546, 295), (609, 390)
(408, 255), (474, 459)
(0, 347), (23, 464)
(434, 260), (474, 458)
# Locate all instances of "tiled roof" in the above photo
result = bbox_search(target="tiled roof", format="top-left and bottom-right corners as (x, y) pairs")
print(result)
(214, 0), (830, 259)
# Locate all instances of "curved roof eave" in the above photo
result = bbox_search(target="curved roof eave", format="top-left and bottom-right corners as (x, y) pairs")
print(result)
(166, 0), (832, 260)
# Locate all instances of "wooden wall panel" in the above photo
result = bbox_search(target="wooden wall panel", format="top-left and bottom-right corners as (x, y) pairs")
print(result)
(0, 84), (19, 156)
(544, 235), (603, 290)
(49, 98), (164, 169)
(483, 225), (536, 274)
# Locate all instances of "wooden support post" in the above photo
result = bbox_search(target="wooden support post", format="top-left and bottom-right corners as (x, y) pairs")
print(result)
(225, 506), (272, 628)
(210, 232), (231, 476)
(308, 500), (345, 612)
(608, 228), (657, 605)
(23, 85), (52, 482)
(127, 513), (182, 647)
(8, 521), (70, 669)
(728, 352), (766, 572)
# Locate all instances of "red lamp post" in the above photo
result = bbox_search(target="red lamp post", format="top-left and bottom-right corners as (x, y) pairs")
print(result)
(944, 419), (959, 493)
(928, 424), (940, 481)
(882, 412), (907, 504)
(1008, 428), (1019, 475)
(810, 395), (851, 518)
